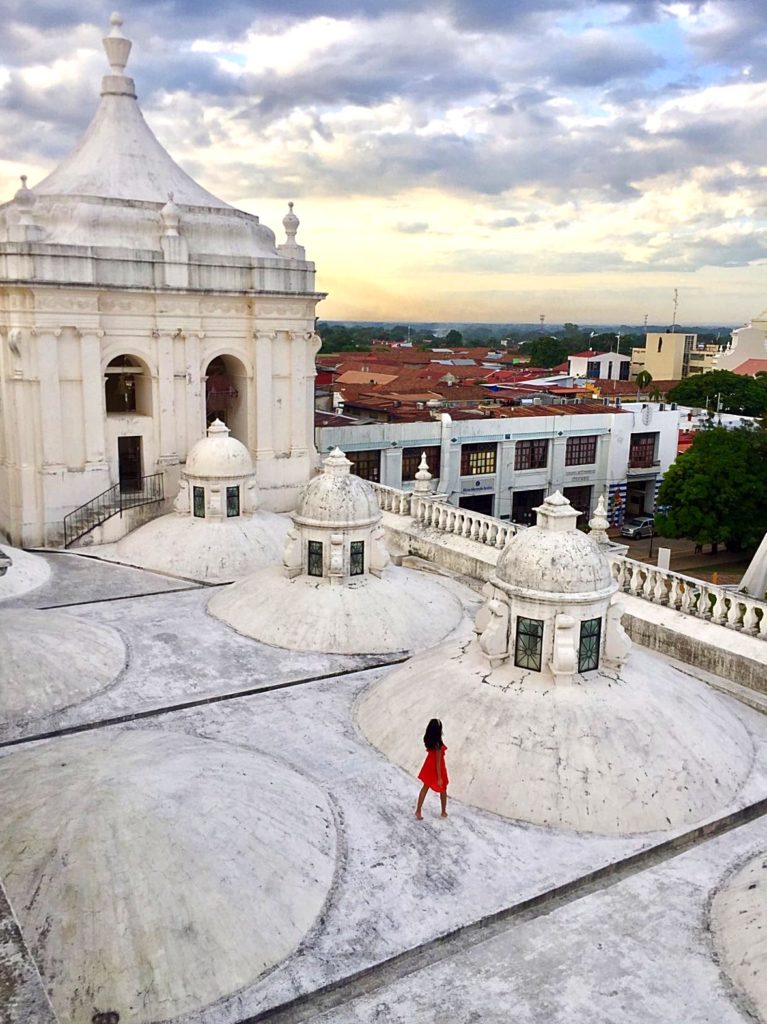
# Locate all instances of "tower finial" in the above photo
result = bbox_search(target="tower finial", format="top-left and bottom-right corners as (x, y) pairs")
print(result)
(103, 11), (132, 75)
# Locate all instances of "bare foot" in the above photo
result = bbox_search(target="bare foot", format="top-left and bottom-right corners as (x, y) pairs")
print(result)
(415, 812), (423, 820)
(441, 812), (448, 817)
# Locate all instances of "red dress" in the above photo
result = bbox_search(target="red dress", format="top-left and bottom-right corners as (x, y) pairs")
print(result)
(418, 745), (448, 792)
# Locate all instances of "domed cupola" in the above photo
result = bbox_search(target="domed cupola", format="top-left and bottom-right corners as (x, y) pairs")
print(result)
(476, 491), (627, 683)
(208, 448), (464, 654)
(113, 419), (289, 582)
(284, 447), (388, 584)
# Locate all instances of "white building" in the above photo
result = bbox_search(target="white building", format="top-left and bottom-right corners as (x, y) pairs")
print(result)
(567, 348), (631, 381)
(715, 314), (767, 373)
(0, 15), (323, 548)
(317, 401), (679, 525)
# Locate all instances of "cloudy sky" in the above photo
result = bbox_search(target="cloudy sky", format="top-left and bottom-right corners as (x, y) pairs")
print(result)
(1, 1), (766, 325)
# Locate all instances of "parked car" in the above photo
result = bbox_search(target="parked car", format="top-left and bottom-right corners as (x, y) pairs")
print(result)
(621, 515), (654, 539)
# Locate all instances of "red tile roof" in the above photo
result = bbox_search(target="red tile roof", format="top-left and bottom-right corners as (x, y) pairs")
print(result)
(732, 359), (767, 376)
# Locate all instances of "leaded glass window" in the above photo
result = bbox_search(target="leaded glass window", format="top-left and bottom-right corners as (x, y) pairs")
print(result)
(578, 617), (601, 672)
(350, 540), (365, 576)
(193, 486), (205, 518)
(308, 540), (323, 577)
(226, 485), (240, 517)
(514, 617), (543, 672)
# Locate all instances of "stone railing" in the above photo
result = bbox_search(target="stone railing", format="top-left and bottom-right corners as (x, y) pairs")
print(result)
(610, 556), (767, 640)
(370, 483), (412, 516)
(411, 496), (521, 549)
(370, 482), (521, 550)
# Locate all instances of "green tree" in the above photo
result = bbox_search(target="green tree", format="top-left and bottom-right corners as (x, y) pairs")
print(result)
(667, 370), (767, 417)
(522, 336), (570, 368)
(655, 427), (767, 553)
(444, 329), (464, 346)
(635, 370), (653, 391)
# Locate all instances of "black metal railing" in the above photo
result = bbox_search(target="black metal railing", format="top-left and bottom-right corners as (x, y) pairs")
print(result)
(63, 472), (164, 548)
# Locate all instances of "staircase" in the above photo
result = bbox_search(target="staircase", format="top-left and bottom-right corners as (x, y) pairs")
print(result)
(63, 473), (164, 548)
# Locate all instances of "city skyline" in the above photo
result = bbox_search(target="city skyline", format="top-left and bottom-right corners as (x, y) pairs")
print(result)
(1, 1), (766, 324)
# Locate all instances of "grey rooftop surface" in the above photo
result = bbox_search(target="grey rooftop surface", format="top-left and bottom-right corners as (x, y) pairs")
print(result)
(0, 552), (765, 1024)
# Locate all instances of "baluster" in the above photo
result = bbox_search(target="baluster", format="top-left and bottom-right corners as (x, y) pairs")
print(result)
(642, 569), (655, 600)
(757, 608), (767, 638)
(743, 601), (759, 635)
(668, 577), (682, 609)
(496, 526), (506, 549)
(653, 570), (667, 604)
(726, 597), (743, 629)
(711, 587), (728, 625)
(696, 586), (713, 619)
(470, 516), (480, 541)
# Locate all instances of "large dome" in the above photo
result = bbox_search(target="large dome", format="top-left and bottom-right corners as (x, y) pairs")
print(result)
(710, 854), (767, 1020)
(0, 608), (125, 725)
(496, 491), (614, 596)
(0, 545), (51, 601)
(0, 730), (337, 1023)
(294, 448), (380, 527)
(0, 14), (278, 258)
(184, 419), (253, 479)
(356, 633), (753, 835)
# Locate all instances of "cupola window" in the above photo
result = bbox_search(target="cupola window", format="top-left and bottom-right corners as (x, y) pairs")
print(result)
(578, 617), (601, 672)
(192, 486), (205, 518)
(226, 486), (240, 518)
(349, 540), (365, 576)
(514, 616), (544, 672)
(307, 540), (323, 577)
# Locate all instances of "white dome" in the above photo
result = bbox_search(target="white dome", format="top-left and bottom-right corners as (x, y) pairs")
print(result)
(0, 608), (125, 724)
(208, 564), (464, 654)
(0, 729), (337, 1023)
(114, 509), (289, 582)
(496, 491), (613, 596)
(1, 15), (278, 258)
(0, 546), (51, 601)
(711, 854), (767, 1020)
(184, 419), (253, 479)
(295, 448), (380, 527)
(357, 634), (753, 835)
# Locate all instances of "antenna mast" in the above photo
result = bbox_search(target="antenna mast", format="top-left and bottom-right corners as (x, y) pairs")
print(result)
(671, 289), (679, 333)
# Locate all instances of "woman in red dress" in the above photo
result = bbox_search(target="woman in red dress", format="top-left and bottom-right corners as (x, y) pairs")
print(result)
(415, 718), (448, 819)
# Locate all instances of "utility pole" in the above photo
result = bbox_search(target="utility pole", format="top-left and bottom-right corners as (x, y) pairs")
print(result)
(539, 314), (546, 334)
(643, 313), (648, 330)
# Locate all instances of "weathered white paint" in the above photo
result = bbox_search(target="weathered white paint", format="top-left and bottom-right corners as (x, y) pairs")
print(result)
(711, 853), (767, 1020)
(0, 545), (51, 601)
(0, 729), (337, 1023)
(209, 563), (464, 654)
(0, 16), (323, 547)
(0, 608), (125, 723)
(356, 634), (753, 835)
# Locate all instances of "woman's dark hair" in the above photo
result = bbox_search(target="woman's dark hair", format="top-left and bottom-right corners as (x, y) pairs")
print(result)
(423, 718), (443, 750)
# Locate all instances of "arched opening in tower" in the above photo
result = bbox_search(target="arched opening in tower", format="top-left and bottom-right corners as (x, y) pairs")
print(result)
(204, 355), (248, 446)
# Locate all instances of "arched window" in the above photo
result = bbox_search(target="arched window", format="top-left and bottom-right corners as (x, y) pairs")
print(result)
(105, 355), (151, 415)
(204, 355), (248, 444)
(657, 337), (663, 353)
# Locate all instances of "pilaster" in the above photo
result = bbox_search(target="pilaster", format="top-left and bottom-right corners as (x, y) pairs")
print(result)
(255, 331), (274, 457)
(78, 328), (108, 468)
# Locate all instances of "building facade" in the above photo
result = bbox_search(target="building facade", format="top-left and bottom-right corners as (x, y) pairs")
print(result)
(567, 349), (631, 381)
(316, 401), (679, 524)
(0, 16), (323, 546)
(631, 332), (719, 379)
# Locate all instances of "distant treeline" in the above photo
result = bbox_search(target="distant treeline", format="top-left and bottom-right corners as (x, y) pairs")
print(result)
(317, 321), (731, 364)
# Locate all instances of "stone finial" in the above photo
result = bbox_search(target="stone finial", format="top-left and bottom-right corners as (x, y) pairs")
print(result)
(413, 452), (433, 495)
(323, 447), (352, 476)
(14, 175), (37, 225)
(283, 201), (299, 243)
(103, 12), (132, 74)
(534, 490), (580, 533)
(161, 191), (181, 236)
(588, 494), (611, 545)
(207, 418), (230, 438)
(277, 201), (305, 259)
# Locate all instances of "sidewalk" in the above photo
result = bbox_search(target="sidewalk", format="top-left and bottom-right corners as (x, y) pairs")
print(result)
(609, 531), (753, 585)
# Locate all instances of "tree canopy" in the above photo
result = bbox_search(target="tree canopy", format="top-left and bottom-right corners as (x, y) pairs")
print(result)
(655, 426), (767, 552)
(667, 370), (767, 417)
(520, 336), (570, 368)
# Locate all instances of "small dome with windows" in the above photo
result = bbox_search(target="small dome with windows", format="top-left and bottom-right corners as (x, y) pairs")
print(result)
(293, 448), (380, 528)
(105, 420), (289, 583)
(356, 489), (755, 836)
(495, 491), (614, 597)
(184, 419), (253, 480)
(208, 448), (464, 654)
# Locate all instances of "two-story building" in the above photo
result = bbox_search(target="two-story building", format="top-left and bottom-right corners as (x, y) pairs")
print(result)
(316, 401), (678, 525)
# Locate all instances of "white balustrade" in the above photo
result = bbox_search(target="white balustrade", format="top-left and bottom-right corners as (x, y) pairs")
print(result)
(609, 555), (767, 642)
